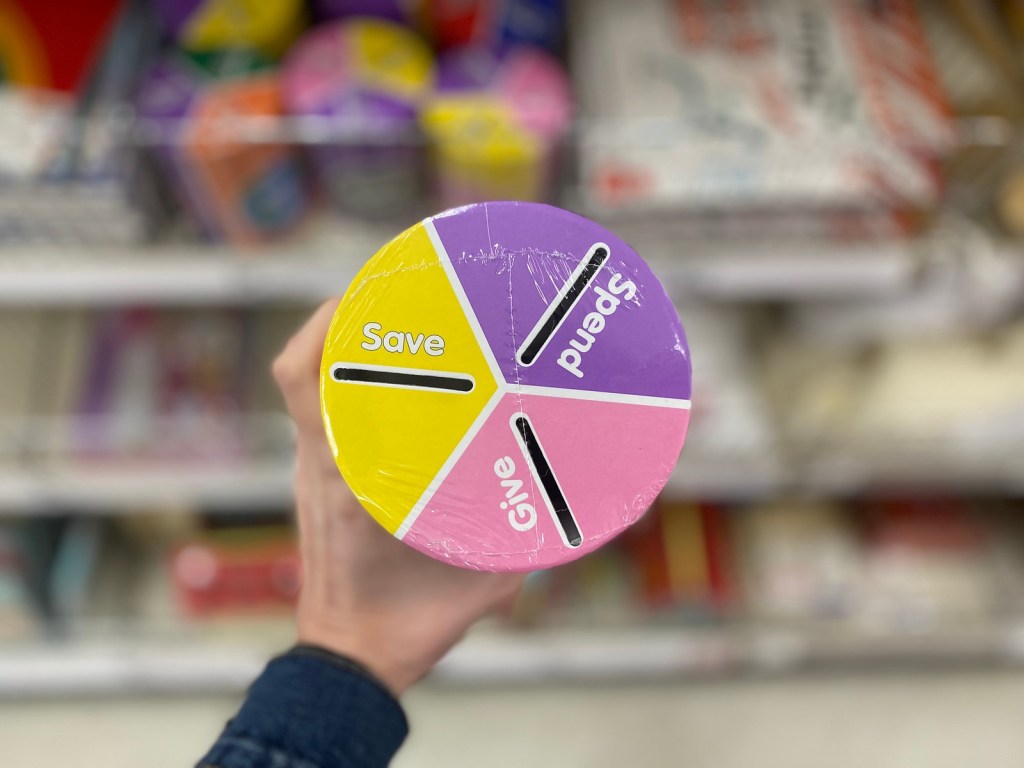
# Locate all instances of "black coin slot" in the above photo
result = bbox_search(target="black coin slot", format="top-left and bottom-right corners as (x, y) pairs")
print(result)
(331, 365), (474, 393)
(517, 244), (609, 367)
(513, 414), (583, 547)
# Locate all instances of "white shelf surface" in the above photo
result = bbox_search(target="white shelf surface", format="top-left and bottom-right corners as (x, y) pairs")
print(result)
(2, 622), (1023, 697)
(0, 457), (736, 514)
(4, 440), (1024, 514)
(0, 459), (294, 514)
(0, 215), (924, 306)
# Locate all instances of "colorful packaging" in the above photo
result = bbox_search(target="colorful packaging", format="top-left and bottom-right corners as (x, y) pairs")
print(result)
(75, 308), (250, 461)
(171, 531), (300, 617)
(0, 0), (122, 92)
(282, 18), (436, 218)
(422, 46), (571, 206)
(576, 0), (954, 220)
(320, 201), (692, 571)
(425, 0), (565, 52)
(311, 0), (422, 23)
(152, 0), (306, 59)
(137, 51), (307, 245)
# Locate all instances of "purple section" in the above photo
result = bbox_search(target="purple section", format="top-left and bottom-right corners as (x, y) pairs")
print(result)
(436, 48), (502, 91)
(152, 0), (202, 36)
(317, 88), (418, 126)
(312, 0), (408, 22)
(136, 59), (220, 238)
(433, 202), (691, 400)
(137, 59), (199, 121)
(282, 21), (425, 216)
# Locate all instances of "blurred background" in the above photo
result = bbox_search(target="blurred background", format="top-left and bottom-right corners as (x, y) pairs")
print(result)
(2, 0), (1024, 766)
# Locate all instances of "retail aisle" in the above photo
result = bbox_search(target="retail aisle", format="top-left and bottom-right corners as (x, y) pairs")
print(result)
(1, 671), (1021, 767)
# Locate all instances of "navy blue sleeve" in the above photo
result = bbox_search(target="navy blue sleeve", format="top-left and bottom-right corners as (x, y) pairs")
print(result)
(198, 645), (409, 768)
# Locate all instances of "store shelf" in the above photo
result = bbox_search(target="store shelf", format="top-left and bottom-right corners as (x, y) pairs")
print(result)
(4, 441), (1023, 515)
(0, 215), (926, 306)
(800, 441), (1024, 497)
(3, 621), (1023, 697)
(0, 459), (294, 515)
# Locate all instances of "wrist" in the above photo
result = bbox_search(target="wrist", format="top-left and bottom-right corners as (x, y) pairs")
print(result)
(289, 643), (397, 696)
(296, 615), (419, 696)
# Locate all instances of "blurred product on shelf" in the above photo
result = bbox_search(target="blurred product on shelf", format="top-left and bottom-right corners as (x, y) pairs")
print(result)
(425, 0), (564, 53)
(0, 0), (169, 245)
(574, 0), (954, 236)
(152, 0), (306, 59)
(508, 502), (733, 628)
(859, 499), (1000, 630)
(74, 308), (252, 462)
(764, 316), (1024, 486)
(0, 0), (123, 91)
(920, 2), (1024, 237)
(735, 498), (1010, 631)
(624, 502), (734, 618)
(48, 517), (105, 627)
(137, 50), (308, 245)
(997, 168), (1024, 236)
(282, 18), (435, 217)
(422, 45), (571, 205)
(784, 217), (1024, 344)
(675, 304), (775, 463)
(736, 501), (862, 622)
(312, 0), (423, 24)
(0, 310), (44, 446)
(0, 524), (37, 639)
(941, 0), (1024, 97)
(170, 527), (299, 618)
(0, 309), (91, 462)
(507, 498), (1024, 635)
(1000, 0), (1024, 38)
(0, 306), (299, 508)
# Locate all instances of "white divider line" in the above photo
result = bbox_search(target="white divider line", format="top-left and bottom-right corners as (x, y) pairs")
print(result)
(395, 387), (505, 540)
(425, 218), (506, 388)
(509, 383), (691, 410)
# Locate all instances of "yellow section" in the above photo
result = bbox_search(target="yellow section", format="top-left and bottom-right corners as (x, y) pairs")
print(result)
(348, 19), (434, 101)
(421, 95), (545, 201)
(0, 2), (50, 86)
(321, 222), (497, 534)
(183, 0), (304, 58)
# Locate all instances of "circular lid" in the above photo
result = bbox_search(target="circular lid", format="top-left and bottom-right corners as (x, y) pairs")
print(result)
(320, 201), (692, 571)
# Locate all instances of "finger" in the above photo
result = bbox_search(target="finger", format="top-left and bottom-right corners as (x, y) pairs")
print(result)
(274, 299), (340, 422)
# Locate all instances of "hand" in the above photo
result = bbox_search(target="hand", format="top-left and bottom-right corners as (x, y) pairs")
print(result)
(273, 299), (523, 695)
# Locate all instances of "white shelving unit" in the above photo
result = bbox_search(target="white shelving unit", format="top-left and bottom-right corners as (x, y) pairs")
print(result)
(4, 436), (1023, 514)
(0, 214), (925, 307)
(3, 620), (1023, 697)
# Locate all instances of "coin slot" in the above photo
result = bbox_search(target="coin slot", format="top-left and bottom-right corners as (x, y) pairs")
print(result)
(517, 243), (609, 367)
(331, 363), (475, 393)
(511, 413), (583, 547)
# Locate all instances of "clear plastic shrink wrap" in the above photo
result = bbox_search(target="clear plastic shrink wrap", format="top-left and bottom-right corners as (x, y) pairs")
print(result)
(320, 201), (692, 571)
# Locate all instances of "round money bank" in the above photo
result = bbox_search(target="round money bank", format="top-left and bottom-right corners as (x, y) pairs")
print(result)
(320, 201), (692, 571)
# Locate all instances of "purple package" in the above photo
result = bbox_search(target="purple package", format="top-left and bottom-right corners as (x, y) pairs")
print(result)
(422, 46), (572, 206)
(311, 0), (416, 22)
(151, 0), (305, 58)
(136, 52), (307, 244)
(282, 19), (436, 218)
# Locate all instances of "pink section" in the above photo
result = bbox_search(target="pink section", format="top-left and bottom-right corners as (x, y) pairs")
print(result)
(403, 392), (690, 571)
(282, 26), (351, 114)
(496, 49), (572, 139)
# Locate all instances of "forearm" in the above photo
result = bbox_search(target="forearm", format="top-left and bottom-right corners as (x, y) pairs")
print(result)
(198, 645), (409, 768)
